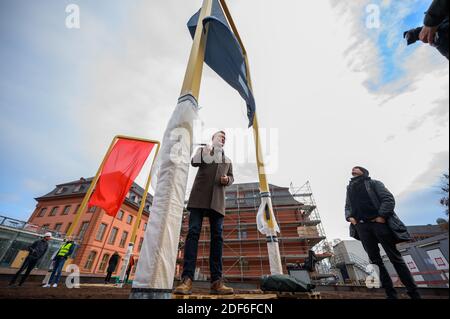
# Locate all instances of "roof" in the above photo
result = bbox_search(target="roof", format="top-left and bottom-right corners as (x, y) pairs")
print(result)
(35, 177), (153, 212)
(397, 232), (449, 250)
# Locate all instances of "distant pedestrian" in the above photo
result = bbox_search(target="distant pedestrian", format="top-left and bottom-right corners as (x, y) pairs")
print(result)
(174, 131), (234, 295)
(105, 252), (120, 284)
(9, 232), (52, 287)
(345, 166), (421, 299)
(43, 236), (75, 288)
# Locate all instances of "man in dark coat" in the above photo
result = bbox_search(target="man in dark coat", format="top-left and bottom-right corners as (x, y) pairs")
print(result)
(174, 131), (234, 295)
(105, 252), (120, 284)
(9, 232), (52, 287)
(345, 166), (421, 299)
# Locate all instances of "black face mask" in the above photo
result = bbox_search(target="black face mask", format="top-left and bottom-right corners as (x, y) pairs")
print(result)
(353, 166), (370, 178)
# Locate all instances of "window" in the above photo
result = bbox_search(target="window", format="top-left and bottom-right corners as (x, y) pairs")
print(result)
(119, 231), (129, 248)
(108, 227), (119, 245)
(117, 210), (124, 220)
(61, 205), (71, 215)
(130, 194), (137, 202)
(138, 237), (144, 252)
(37, 208), (47, 217)
(54, 223), (63, 232)
(126, 215), (133, 225)
(78, 221), (90, 239)
(143, 223), (147, 231)
(145, 204), (150, 211)
(49, 207), (59, 216)
(84, 251), (97, 270)
(88, 206), (96, 213)
(99, 254), (110, 272)
(42, 224), (50, 229)
(74, 204), (81, 214)
(65, 223), (72, 234)
(95, 223), (108, 241)
(55, 187), (67, 195)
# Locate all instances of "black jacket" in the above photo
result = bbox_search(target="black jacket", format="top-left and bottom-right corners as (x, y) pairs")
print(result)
(28, 239), (49, 260)
(345, 179), (411, 243)
(424, 0), (449, 26)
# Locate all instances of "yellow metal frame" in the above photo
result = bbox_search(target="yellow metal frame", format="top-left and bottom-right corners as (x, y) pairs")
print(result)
(219, 0), (275, 229)
(66, 135), (161, 245)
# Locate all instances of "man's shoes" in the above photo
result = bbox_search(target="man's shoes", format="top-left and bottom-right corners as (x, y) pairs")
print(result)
(42, 284), (50, 288)
(174, 277), (193, 295)
(210, 279), (234, 295)
(52, 283), (58, 288)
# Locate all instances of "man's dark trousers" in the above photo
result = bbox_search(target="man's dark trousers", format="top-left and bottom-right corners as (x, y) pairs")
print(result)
(9, 256), (39, 286)
(182, 208), (224, 282)
(356, 221), (419, 298)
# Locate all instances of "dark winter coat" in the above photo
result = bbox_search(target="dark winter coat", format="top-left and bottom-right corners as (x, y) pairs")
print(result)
(345, 179), (411, 244)
(424, 0), (449, 26)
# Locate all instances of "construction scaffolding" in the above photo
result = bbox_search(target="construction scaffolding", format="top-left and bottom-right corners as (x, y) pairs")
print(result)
(177, 182), (334, 282)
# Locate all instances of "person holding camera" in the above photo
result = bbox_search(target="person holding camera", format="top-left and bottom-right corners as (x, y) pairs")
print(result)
(420, 0), (449, 45)
(404, 0), (449, 59)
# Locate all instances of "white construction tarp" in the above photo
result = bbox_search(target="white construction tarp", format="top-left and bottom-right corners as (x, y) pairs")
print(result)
(132, 94), (198, 290)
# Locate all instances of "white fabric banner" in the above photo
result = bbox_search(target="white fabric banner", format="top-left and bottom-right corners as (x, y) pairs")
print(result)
(132, 95), (198, 289)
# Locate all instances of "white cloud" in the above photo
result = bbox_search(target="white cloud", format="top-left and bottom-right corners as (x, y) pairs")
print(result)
(69, 0), (449, 240)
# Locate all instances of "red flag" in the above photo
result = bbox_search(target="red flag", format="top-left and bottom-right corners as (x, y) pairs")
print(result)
(88, 139), (155, 216)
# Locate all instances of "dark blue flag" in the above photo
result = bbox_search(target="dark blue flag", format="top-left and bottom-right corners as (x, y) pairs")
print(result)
(187, 0), (256, 127)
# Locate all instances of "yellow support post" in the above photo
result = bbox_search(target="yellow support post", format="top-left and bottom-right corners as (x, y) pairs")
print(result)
(181, 0), (213, 100)
(220, 0), (283, 273)
(117, 140), (160, 287)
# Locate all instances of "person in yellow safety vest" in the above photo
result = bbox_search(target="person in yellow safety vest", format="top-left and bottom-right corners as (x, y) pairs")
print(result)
(42, 236), (76, 288)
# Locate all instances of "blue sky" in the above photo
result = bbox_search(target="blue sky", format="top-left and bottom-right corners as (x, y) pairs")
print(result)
(0, 0), (130, 220)
(0, 0), (448, 239)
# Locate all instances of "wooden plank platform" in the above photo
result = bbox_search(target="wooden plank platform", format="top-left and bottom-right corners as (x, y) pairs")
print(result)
(263, 291), (322, 299)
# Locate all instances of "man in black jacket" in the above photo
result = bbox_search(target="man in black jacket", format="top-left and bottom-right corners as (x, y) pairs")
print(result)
(345, 167), (421, 299)
(9, 232), (52, 287)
